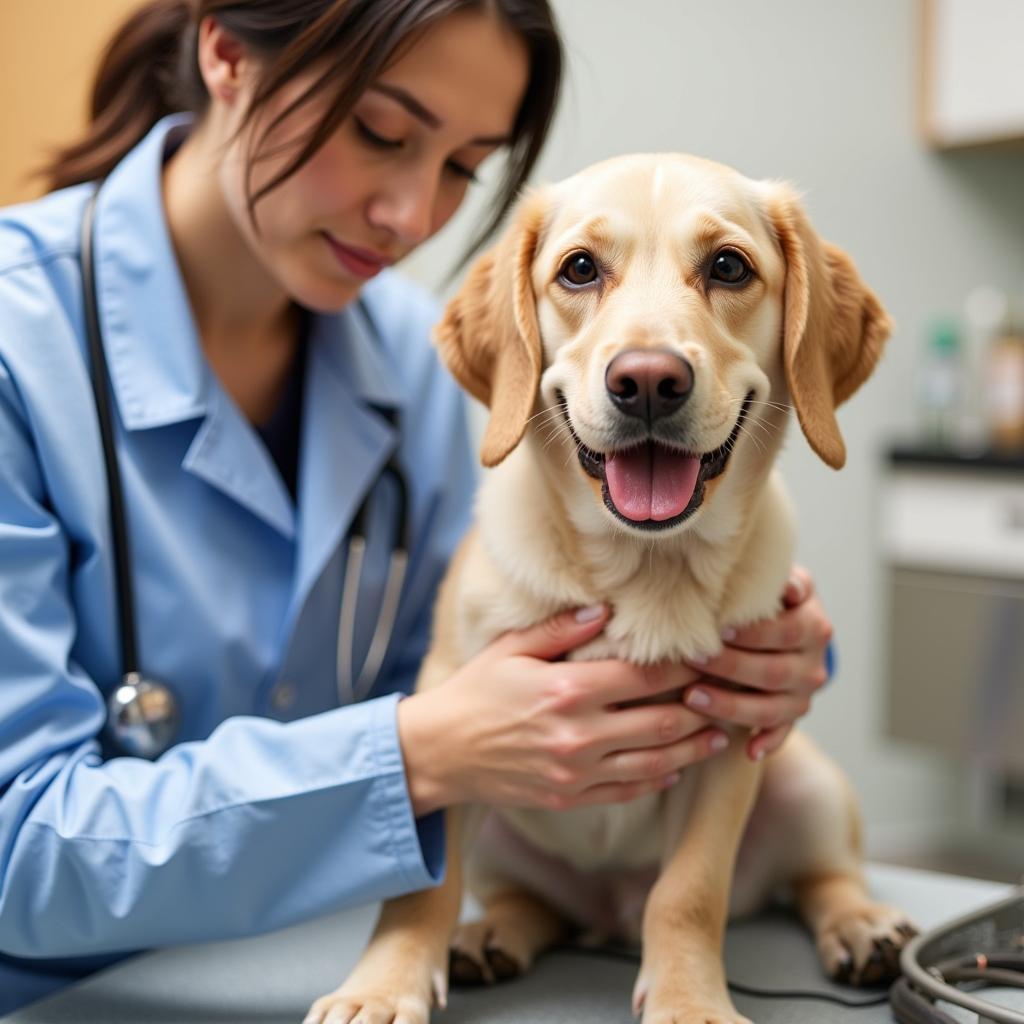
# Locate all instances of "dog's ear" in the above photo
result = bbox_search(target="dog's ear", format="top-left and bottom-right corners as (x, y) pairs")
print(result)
(433, 190), (547, 467)
(766, 186), (892, 469)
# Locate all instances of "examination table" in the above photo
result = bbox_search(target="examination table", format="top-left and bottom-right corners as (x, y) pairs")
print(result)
(2, 865), (1017, 1023)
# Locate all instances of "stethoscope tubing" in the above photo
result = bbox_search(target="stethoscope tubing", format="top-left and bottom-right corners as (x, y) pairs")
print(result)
(81, 187), (140, 678)
(337, 535), (408, 705)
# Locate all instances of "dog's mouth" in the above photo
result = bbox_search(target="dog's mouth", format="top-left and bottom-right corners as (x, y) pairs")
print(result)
(560, 392), (754, 531)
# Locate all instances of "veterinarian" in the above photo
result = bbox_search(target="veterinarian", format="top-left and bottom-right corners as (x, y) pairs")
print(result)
(0, 0), (835, 1013)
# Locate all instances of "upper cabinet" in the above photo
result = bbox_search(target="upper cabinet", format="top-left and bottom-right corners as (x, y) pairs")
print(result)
(919, 0), (1024, 149)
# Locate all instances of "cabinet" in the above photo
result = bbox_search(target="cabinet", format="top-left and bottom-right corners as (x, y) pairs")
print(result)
(918, 0), (1024, 149)
(883, 451), (1024, 787)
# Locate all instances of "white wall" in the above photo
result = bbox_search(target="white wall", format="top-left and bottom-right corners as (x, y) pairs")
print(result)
(403, 0), (1024, 858)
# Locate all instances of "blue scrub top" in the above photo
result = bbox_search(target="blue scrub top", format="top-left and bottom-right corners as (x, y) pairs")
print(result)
(0, 115), (477, 1012)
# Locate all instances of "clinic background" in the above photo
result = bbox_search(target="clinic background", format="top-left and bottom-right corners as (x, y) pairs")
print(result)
(3, 0), (1023, 881)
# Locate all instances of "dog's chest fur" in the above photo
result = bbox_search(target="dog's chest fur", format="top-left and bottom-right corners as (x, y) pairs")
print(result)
(454, 442), (797, 876)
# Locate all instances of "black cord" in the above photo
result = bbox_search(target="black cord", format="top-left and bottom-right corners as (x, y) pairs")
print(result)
(550, 943), (891, 1009)
(81, 185), (139, 677)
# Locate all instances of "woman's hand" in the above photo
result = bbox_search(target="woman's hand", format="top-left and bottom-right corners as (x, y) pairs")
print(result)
(682, 565), (833, 762)
(397, 606), (728, 816)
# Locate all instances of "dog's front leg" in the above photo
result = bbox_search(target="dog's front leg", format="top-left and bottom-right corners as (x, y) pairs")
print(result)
(304, 805), (468, 1024)
(635, 741), (763, 1024)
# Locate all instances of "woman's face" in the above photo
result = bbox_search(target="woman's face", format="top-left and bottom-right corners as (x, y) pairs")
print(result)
(211, 9), (530, 313)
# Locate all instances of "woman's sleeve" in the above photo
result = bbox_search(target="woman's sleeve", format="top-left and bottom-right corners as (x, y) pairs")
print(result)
(0, 355), (448, 959)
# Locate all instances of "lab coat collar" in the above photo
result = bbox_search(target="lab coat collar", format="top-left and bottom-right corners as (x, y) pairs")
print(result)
(92, 113), (208, 431)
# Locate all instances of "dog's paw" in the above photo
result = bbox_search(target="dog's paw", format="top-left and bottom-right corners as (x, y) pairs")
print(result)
(816, 902), (918, 987)
(639, 1002), (753, 1024)
(634, 973), (752, 1024)
(303, 993), (428, 1024)
(303, 960), (444, 1024)
(640, 1009), (752, 1024)
(447, 918), (528, 987)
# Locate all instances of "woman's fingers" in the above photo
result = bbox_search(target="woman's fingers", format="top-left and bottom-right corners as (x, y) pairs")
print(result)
(746, 724), (793, 761)
(496, 604), (611, 660)
(708, 601), (832, 657)
(782, 565), (814, 608)
(583, 659), (705, 706)
(686, 647), (828, 698)
(684, 683), (810, 732)
(598, 727), (729, 784)
(591, 702), (711, 754)
(534, 658), (705, 714)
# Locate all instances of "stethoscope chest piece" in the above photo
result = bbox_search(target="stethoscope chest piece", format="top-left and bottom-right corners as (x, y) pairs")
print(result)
(104, 673), (181, 760)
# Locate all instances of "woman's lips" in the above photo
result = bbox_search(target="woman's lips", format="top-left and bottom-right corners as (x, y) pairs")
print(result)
(323, 233), (391, 280)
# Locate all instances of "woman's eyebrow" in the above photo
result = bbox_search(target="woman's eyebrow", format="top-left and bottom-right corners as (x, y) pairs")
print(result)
(369, 83), (511, 147)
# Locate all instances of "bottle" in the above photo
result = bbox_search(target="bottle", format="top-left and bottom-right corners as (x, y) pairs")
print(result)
(918, 318), (962, 450)
(962, 286), (1009, 453)
(985, 300), (1024, 453)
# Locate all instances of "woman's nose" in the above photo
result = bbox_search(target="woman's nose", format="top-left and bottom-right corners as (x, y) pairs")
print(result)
(367, 168), (438, 247)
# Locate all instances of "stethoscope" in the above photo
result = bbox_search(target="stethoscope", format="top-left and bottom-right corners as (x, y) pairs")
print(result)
(890, 885), (1024, 1023)
(81, 186), (409, 760)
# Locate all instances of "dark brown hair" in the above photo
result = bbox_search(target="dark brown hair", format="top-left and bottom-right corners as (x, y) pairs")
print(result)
(42, 0), (561, 258)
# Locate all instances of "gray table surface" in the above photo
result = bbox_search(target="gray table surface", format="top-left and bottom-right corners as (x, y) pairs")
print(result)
(2, 864), (1017, 1024)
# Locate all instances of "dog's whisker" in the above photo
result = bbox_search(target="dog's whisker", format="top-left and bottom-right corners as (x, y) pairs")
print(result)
(734, 422), (768, 456)
(729, 397), (793, 414)
(539, 420), (576, 455)
(562, 439), (585, 469)
(736, 423), (767, 454)
(536, 414), (571, 438)
(527, 406), (570, 428)
(743, 418), (778, 443)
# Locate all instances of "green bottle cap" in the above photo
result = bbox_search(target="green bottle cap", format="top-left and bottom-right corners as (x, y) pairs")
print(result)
(929, 319), (960, 353)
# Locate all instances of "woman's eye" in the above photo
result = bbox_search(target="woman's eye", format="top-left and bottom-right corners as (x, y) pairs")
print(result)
(559, 252), (599, 287)
(355, 118), (402, 150)
(709, 250), (752, 285)
(446, 160), (479, 183)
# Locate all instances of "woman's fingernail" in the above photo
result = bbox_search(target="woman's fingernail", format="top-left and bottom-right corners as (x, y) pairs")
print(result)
(710, 733), (729, 752)
(752, 746), (767, 761)
(662, 772), (681, 787)
(689, 652), (709, 666)
(687, 688), (711, 709)
(574, 604), (605, 623)
(786, 575), (805, 602)
(720, 627), (736, 642)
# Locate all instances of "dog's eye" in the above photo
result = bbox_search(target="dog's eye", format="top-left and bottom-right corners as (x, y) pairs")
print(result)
(559, 252), (599, 287)
(709, 251), (752, 286)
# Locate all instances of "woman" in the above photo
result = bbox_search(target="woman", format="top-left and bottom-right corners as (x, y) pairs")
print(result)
(0, 0), (833, 1012)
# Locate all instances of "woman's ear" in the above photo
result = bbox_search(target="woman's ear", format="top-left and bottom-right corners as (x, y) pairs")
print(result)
(433, 189), (548, 467)
(766, 185), (893, 469)
(196, 16), (250, 104)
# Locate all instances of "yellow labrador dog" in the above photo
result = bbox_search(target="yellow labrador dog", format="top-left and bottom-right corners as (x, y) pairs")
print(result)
(306, 154), (915, 1024)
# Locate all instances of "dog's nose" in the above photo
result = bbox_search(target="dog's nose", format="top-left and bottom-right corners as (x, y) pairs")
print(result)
(605, 349), (694, 422)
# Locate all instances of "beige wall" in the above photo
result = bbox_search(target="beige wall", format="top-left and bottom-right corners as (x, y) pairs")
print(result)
(0, 0), (144, 205)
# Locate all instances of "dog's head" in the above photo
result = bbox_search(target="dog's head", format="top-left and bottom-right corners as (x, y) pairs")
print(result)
(435, 154), (891, 536)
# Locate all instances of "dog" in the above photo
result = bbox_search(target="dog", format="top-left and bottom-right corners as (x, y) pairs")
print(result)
(305, 152), (916, 1024)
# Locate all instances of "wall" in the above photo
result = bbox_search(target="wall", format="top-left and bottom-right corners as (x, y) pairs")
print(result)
(402, 0), (1024, 859)
(0, 0), (141, 204)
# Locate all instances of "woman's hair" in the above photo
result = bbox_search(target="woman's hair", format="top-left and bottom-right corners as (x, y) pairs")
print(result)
(41, 0), (561, 258)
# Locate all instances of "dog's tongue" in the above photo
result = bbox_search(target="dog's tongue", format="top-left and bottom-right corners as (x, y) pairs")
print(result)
(605, 444), (700, 522)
